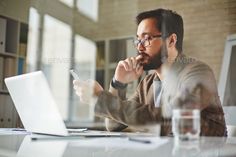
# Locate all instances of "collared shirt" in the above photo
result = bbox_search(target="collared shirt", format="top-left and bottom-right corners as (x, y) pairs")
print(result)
(153, 79), (162, 108)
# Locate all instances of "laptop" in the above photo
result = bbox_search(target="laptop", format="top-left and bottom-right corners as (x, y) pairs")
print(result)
(4, 71), (121, 137)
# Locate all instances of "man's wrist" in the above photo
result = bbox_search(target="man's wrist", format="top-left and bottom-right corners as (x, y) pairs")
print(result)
(111, 77), (127, 89)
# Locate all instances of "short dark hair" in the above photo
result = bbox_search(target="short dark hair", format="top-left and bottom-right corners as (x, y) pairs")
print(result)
(136, 8), (184, 53)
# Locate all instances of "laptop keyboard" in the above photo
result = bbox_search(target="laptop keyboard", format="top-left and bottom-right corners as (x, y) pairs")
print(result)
(67, 128), (88, 134)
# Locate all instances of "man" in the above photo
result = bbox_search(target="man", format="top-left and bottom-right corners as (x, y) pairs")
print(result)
(73, 8), (226, 136)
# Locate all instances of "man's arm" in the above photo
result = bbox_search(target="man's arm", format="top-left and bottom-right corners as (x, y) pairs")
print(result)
(95, 74), (162, 128)
(95, 90), (161, 125)
(105, 83), (128, 131)
(104, 56), (145, 131)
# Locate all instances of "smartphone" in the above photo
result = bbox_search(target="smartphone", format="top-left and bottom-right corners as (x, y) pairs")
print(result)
(70, 69), (80, 80)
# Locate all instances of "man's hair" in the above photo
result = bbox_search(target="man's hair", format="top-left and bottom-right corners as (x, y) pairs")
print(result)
(136, 8), (184, 53)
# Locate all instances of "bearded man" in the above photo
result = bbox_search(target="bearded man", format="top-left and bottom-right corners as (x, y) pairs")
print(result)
(73, 8), (226, 136)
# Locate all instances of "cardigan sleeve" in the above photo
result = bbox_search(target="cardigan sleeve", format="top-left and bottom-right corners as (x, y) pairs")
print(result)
(95, 74), (162, 128)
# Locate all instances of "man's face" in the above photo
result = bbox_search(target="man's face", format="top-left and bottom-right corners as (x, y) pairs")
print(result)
(136, 18), (167, 71)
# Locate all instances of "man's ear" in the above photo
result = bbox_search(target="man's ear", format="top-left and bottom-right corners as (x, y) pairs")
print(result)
(168, 33), (177, 48)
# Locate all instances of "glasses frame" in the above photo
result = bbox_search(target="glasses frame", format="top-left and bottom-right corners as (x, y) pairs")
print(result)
(133, 34), (162, 48)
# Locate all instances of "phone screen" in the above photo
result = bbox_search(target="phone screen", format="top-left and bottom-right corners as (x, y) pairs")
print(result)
(70, 69), (80, 80)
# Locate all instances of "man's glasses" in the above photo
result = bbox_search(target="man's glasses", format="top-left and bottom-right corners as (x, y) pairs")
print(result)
(133, 35), (162, 48)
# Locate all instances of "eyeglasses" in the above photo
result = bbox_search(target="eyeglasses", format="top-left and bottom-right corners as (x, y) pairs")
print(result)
(133, 35), (162, 48)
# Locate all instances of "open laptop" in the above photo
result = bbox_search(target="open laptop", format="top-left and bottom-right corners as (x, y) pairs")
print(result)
(4, 71), (120, 137)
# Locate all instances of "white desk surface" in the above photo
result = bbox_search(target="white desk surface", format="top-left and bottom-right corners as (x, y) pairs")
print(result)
(0, 130), (236, 157)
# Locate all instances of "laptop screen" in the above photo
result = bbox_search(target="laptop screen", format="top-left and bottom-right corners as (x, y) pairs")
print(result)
(5, 71), (69, 136)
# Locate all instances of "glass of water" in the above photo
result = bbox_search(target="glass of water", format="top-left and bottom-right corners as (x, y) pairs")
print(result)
(172, 109), (200, 141)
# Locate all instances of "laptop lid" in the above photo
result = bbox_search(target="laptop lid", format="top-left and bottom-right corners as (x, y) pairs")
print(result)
(4, 71), (69, 136)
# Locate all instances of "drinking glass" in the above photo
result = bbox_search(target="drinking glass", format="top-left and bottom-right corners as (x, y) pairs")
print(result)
(172, 109), (200, 141)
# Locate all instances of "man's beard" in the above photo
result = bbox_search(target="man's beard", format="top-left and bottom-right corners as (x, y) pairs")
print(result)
(142, 43), (168, 71)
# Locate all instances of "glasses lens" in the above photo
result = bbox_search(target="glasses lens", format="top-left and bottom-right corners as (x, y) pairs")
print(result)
(143, 39), (149, 47)
(133, 39), (139, 47)
(133, 38), (150, 47)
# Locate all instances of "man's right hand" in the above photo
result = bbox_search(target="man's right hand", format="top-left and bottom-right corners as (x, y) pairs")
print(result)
(114, 55), (144, 84)
(73, 79), (103, 104)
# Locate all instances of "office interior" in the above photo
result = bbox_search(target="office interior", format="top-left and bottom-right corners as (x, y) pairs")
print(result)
(0, 0), (236, 134)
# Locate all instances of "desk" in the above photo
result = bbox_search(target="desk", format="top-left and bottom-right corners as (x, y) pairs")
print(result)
(0, 133), (236, 157)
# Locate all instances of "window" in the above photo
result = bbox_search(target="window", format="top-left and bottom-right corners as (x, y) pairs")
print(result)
(77, 0), (99, 21)
(59, 0), (74, 8)
(42, 15), (72, 119)
(71, 35), (97, 121)
(218, 34), (236, 106)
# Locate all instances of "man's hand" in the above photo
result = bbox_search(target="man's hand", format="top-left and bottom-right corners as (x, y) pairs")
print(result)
(73, 79), (103, 104)
(114, 55), (144, 84)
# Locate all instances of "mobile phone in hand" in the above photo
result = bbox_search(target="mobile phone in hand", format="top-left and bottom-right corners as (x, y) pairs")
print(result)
(70, 69), (80, 80)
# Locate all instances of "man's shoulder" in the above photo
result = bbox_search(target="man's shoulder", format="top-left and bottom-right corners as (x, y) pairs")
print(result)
(172, 54), (216, 84)
(176, 54), (212, 71)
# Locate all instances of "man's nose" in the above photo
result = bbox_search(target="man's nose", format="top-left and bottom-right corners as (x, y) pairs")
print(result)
(137, 42), (145, 52)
